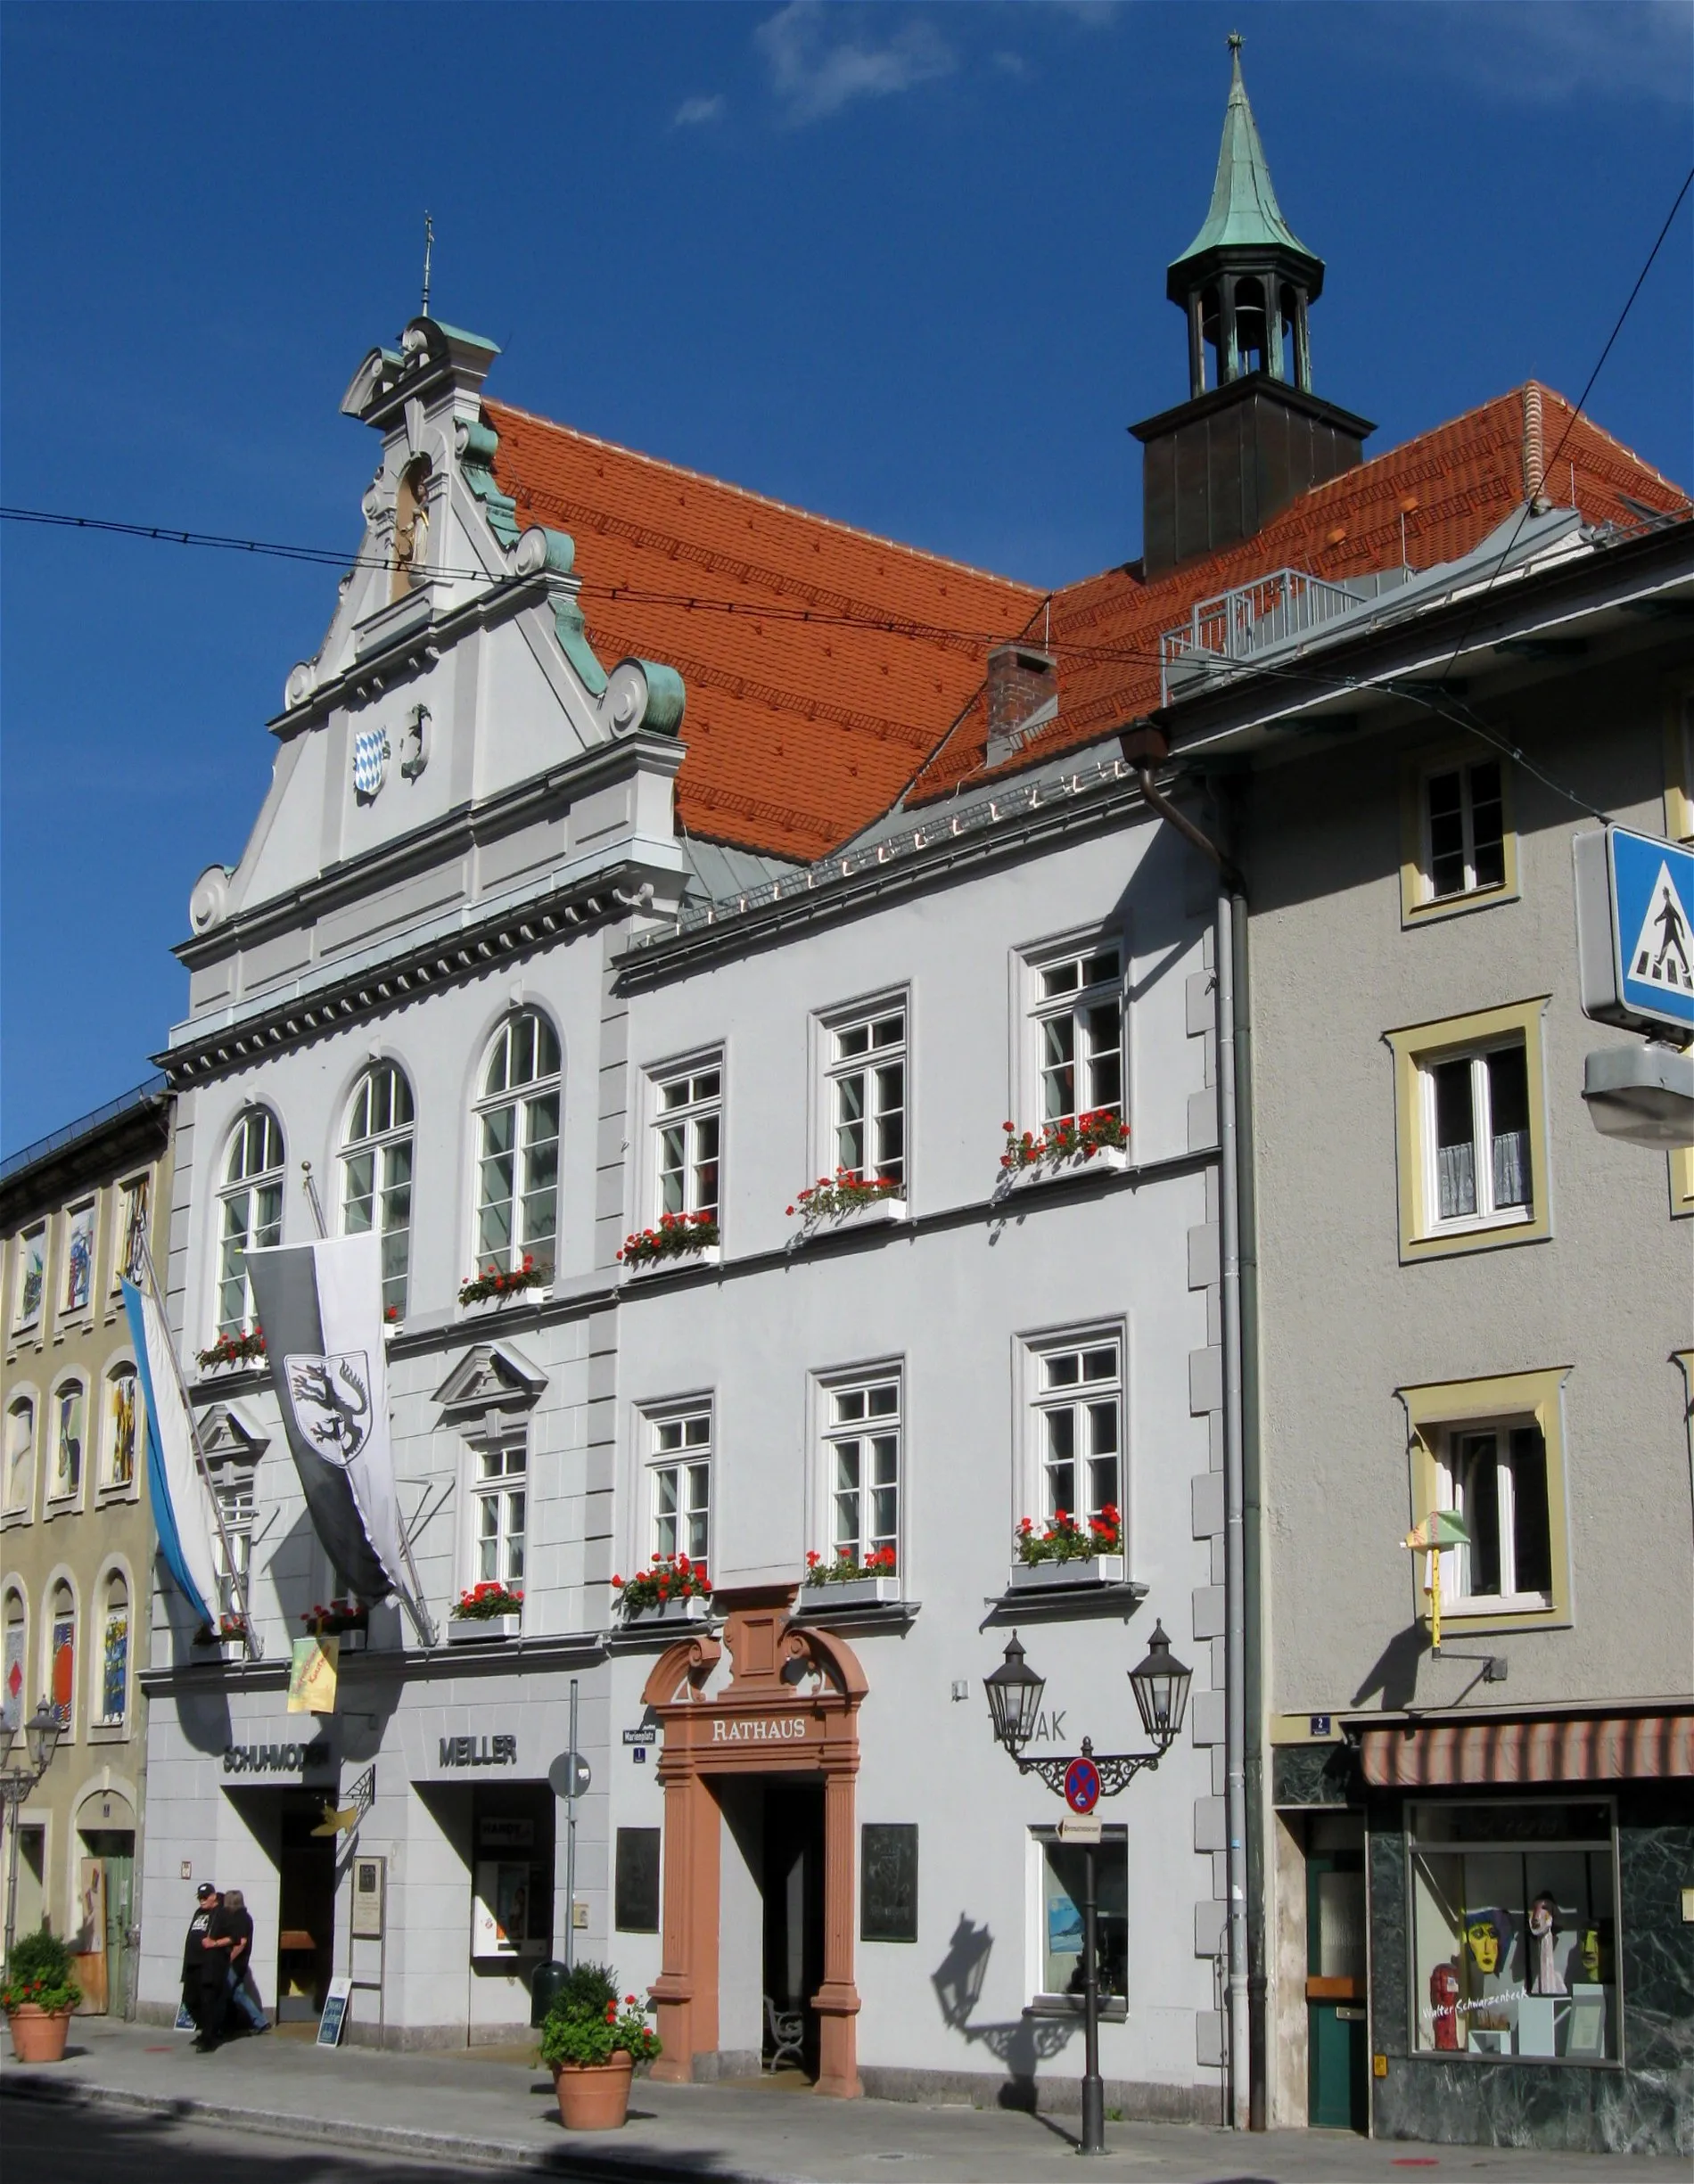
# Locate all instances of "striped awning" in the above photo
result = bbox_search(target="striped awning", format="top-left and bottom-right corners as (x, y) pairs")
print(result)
(1359, 1709), (1694, 1789)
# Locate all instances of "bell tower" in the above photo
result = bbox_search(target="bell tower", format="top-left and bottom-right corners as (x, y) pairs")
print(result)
(1132, 36), (1374, 579)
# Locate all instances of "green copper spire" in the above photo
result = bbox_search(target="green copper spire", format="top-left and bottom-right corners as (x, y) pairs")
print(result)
(1170, 34), (1320, 276)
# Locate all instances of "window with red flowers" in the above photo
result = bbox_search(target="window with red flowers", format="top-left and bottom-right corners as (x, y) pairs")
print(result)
(819, 1367), (901, 1572)
(1026, 1330), (1123, 1530)
(646, 1403), (711, 1566)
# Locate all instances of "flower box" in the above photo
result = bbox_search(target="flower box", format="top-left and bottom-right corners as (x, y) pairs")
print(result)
(1005, 1145), (1130, 1191)
(1008, 1555), (1126, 1591)
(621, 1243), (720, 1281)
(623, 1594), (711, 1629)
(802, 1574), (901, 1609)
(448, 1613), (522, 1644)
(796, 1196), (908, 1241)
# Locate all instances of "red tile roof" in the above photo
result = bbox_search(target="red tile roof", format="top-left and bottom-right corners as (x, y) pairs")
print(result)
(486, 384), (1688, 862)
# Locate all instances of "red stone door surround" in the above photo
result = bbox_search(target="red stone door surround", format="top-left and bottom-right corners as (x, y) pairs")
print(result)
(642, 1596), (867, 2098)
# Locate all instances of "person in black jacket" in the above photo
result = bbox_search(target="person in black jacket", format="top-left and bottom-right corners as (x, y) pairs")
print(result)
(181, 1884), (218, 2031)
(197, 1886), (267, 2047)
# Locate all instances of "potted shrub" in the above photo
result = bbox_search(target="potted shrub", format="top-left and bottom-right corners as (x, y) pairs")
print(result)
(194, 1326), (267, 1373)
(999, 1110), (1129, 1188)
(458, 1255), (549, 1310)
(614, 1556), (711, 1625)
(448, 1581), (523, 1642)
(301, 1597), (370, 1652)
(538, 1961), (661, 2131)
(617, 1211), (720, 1275)
(3, 1921), (82, 2064)
(1009, 1506), (1125, 1589)
(802, 1544), (900, 1607)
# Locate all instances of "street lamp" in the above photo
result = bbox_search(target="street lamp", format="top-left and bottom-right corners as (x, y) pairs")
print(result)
(3, 1700), (64, 1965)
(984, 1622), (1191, 2158)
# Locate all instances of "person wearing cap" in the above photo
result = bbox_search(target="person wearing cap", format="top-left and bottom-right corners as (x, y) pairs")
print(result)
(182, 1884), (218, 2032)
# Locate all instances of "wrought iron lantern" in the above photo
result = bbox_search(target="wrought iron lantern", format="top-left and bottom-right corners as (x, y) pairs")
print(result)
(983, 1632), (1046, 1754)
(1127, 1622), (1192, 1749)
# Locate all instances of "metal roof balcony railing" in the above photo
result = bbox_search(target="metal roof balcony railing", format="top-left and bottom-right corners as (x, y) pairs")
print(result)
(1159, 566), (1367, 703)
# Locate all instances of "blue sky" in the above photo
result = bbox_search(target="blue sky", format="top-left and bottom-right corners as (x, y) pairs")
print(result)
(3, 0), (1690, 1154)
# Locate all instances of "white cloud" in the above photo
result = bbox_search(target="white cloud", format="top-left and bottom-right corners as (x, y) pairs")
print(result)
(756, 2), (957, 125)
(673, 93), (728, 127)
(992, 49), (1029, 78)
(1402, 1), (1691, 105)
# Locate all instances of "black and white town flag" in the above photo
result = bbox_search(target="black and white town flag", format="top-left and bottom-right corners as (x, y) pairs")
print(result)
(246, 1235), (409, 1605)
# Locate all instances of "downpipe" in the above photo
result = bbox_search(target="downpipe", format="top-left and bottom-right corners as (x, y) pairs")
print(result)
(1126, 738), (1254, 2130)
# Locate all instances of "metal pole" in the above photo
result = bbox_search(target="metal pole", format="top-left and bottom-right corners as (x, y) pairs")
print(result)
(4, 1787), (21, 1966)
(564, 1678), (578, 1973)
(1080, 1838), (1105, 2155)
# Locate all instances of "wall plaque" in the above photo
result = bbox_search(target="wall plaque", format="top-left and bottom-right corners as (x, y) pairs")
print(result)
(615, 1827), (661, 1934)
(860, 1822), (917, 1943)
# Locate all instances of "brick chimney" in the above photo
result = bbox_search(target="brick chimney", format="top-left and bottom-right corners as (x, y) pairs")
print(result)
(985, 645), (1058, 766)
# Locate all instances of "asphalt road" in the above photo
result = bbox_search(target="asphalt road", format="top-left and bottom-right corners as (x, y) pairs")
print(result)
(4, 2099), (464, 2184)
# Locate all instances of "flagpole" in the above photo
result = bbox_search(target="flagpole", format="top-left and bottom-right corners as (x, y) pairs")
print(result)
(300, 1165), (438, 1650)
(136, 1233), (263, 1663)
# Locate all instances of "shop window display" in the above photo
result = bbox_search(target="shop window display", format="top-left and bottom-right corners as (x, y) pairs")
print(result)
(1409, 1802), (1617, 2063)
(1037, 1828), (1127, 2002)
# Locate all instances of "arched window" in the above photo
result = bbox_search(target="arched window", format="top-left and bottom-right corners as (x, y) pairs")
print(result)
(1200, 284), (1224, 388)
(3, 1588), (24, 1733)
(218, 1108), (284, 1335)
(103, 1366), (139, 1491)
(50, 1380), (86, 1500)
(4, 1396), (35, 1515)
(473, 1013), (561, 1277)
(391, 458), (432, 602)
(1278, 284), (1301, 386)
(98, 1571), (129, 1728)
(48, 1578), (75, 1732)
(342, 1063), (415, 1321)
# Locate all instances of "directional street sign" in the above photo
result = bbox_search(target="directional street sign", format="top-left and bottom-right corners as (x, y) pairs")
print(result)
(1575, 826), (1694, 1038)
(1064, 1754), (1102, 1815)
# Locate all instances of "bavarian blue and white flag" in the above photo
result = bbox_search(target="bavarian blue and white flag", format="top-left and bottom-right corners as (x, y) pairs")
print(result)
(121, 1278), (221, 1630)
(351, 727), (389, 800)
(245, 1234), (407, 1605)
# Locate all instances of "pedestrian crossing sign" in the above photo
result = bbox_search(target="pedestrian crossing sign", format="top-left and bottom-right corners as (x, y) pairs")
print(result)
(1574, 826), (1694, 1037)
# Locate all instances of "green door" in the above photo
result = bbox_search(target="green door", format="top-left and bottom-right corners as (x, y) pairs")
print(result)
(1307, 1849), (1368, 2132)
(79, 1831), (136, 2018)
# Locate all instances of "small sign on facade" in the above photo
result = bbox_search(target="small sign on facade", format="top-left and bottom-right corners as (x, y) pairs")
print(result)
(350, 1855), (385, 1939)
(622, 1726), (657, 1746)
(1574, 826), (1694, 1036)
(1057, 1811), (1103, 1843)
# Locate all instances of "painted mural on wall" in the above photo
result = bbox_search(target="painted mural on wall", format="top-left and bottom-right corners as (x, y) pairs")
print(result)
(64, 1204), (95, 1312)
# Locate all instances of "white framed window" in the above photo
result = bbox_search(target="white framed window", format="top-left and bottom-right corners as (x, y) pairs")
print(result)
(1026, 1330), (1123, 1527)
(13, 1225), (45, 1331)
(1423, 759), (1507, 903)
(647, 1405), (711, 1565)
(1437, 1418), (1554, 1611)
(49, 1379), (86, 1502)
(97, 1570), (129, 1728)
(823, 1001), (907, 1192)
(654, 1060), (721, 1223)
(62, 1201), (96, 1316)
(1421, 1040), (1532, 1231)
(342, 1061), (415, 1318)
(473, 1012), (561, 1275)
(1032, 1825), (1129, 2005)
(212, 1469), (254, 1621)
(1028, 939), (1124, 1127)
(101, 1367), (139, 1493)
(4, 1396), (36, 1517)
(217, 1108), (284, 1335)
(820, 1368), (900, 1569)
(113, 1174), (151, 1292)
(472, 1440), (527, 1589)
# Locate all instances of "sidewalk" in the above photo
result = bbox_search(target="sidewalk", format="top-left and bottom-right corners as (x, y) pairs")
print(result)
(1, 2016), (1678, 2183)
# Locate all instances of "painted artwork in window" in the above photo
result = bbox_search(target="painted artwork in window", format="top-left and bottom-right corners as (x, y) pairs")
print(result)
(100, 1580), (128, 1726)
(53, 1383), (85, 1498)
(116, 1176), (151, 1288)
(1410, 1802), (1617, 2060)
(4, 1398), (35, 1513)
(15, 1227), (45, 1328)
(105, 1368), (138, 1490)
(3, 1598), (23, 1734)
(63, 1203), (95, 1314)
(49, 1587), (75, 1732)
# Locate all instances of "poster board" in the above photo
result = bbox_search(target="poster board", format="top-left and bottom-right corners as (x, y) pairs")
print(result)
(350, 1854), (386, 1939)
(317, 1974), (353, 2047)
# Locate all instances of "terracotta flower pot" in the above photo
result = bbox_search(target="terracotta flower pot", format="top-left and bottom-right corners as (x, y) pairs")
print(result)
(552, 2053), (635, 2131)
(7, 2004), (74, 2064)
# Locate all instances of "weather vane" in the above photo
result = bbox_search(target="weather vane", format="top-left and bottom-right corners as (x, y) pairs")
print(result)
(421, 211), (433, 319)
